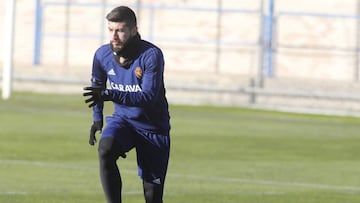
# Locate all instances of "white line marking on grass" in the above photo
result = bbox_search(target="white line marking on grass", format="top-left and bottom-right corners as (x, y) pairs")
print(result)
(124, 190), (143, 195)
(0, 159), (96, 170)
(0, 159), (136, 173)
(0, 191), (142, 196)
(2, 160), (360, 193)
(169, 174), (360, 193)
(0, 191), (27, 195)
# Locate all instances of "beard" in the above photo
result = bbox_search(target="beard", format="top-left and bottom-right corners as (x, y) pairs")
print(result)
(111, 41), (123, 52)
(110, 32), (141, 67)
(110, 33), (140, 55)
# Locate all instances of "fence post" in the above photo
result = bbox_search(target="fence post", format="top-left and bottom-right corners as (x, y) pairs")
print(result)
(257, 0), (265, 88)
(355, 0), (360, 81)
(215, 0), (222, 73)
(2, 0), (16, 100)
(264, 0), (274, 78)
(33, 0), (42, 65)
(64, 0), (70, 66)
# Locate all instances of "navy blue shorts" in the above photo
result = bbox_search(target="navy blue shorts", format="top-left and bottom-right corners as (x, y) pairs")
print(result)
(101, 115), (170, 185)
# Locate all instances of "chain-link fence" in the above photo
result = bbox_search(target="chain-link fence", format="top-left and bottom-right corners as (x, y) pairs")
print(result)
(2, 0), (360, 116)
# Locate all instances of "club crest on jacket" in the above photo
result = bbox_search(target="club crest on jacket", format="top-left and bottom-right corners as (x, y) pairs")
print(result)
(135, 67), (143, 79)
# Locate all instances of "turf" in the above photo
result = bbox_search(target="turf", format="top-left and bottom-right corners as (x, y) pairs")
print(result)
(1, 92), (360, 202)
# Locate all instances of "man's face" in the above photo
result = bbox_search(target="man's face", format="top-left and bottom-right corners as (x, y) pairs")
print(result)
(108, 21), (137, 51)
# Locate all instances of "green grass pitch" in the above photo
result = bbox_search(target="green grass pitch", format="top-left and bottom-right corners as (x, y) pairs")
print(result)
(1, 92), (360, 203)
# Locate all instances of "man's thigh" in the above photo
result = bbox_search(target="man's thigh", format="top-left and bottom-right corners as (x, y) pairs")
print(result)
(135, 130), (170, 185)
(101, 116), (135, 153)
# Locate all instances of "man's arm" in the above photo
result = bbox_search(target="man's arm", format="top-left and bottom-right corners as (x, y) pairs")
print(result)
(83, 51), (107, 145)
(90, 53), (108, 121)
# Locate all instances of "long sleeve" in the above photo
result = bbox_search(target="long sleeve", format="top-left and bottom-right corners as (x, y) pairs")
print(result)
(91, 51), (108, 121)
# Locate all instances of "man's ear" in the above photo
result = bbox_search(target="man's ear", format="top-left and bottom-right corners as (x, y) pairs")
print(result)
(131, 26), (138, 36)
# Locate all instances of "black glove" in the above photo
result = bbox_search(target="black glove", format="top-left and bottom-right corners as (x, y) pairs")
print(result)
(89, 121), (103, 145)
(83, 86), (110, 108)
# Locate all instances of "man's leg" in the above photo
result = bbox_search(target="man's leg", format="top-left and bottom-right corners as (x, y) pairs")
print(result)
(143, 180), (164, 203)
(136, 131), (170, 203)
(98, 137), (126, 203)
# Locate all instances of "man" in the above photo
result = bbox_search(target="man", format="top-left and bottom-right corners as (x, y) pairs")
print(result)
(83, 6), (170, 203)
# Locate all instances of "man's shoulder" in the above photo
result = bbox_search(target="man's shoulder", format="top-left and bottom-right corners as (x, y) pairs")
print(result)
(95, 44), (112, 56)
(139, 40), (163, 57)
(140, 39), (160, 49)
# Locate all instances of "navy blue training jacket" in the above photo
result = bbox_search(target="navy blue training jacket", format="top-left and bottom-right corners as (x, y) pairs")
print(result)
(91, 40), (170, 134)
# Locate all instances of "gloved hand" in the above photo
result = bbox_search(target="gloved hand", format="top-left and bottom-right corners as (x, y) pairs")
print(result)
(89, 121), (103, 145)
(83, 86), (110, 108)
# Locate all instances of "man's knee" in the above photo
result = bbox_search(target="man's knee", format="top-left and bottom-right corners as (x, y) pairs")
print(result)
(98, 137), (125, 160)
(98, 137), (114, 159)
(143, 180), (164, 203)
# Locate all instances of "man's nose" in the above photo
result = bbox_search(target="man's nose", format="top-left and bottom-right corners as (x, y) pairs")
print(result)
(111, 31), (117, 38)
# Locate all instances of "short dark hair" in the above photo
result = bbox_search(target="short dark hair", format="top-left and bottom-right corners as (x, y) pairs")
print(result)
(106, 6), (137, 28)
